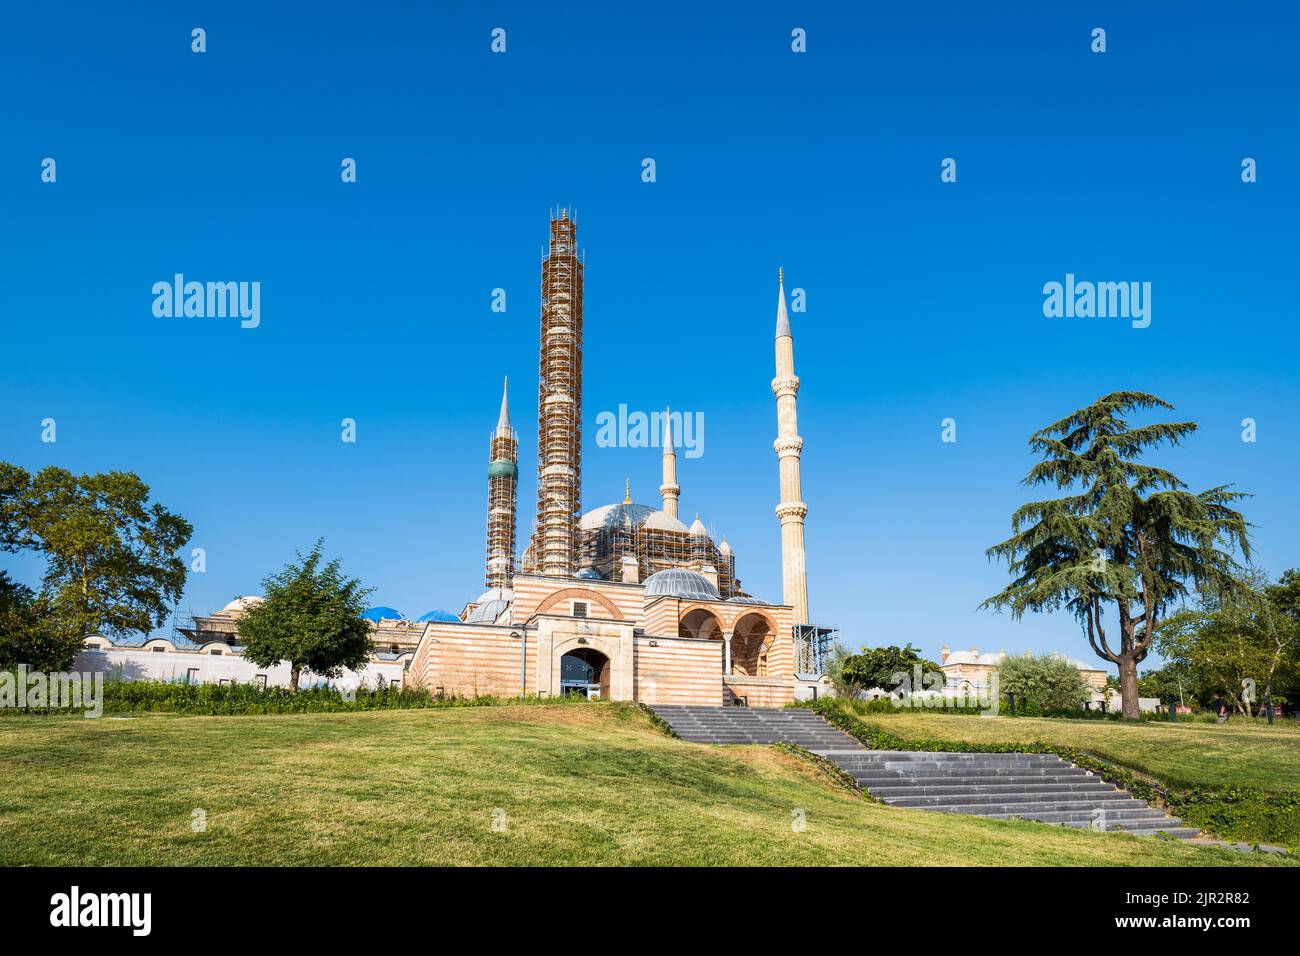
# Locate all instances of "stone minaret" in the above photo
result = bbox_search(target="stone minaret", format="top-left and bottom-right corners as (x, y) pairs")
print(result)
(772, 268), (809, 625)
(531, 209), (584, 576)
(485, 378), (518, 591)
(659, 408), (680, 519)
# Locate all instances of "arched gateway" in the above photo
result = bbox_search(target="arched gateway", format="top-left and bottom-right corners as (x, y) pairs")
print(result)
(559, 647), (611, 699)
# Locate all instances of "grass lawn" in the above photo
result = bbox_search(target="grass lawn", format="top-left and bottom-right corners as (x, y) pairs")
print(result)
(859, 710), (1300, 792)
(0, 703), (1292, 866)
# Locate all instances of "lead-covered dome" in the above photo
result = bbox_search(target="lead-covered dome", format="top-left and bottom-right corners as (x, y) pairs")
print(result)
(579, 502), (657, 532)
(643, 568), (720, 601)
(417, 609), (460, 623)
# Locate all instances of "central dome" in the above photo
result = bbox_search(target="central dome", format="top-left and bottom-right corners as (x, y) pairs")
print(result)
(643, 568), (720, 601)
(579, 501), (657, 531)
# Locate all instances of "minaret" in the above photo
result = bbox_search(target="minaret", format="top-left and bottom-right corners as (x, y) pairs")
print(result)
(659, 407), (680, 519)
(772, 268), (809, 625)
(485, 378), (518, 591)
(531, 209), (584, 576)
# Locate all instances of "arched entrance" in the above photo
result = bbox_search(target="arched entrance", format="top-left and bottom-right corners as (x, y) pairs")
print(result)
(678, 607), (724, 641)
(731, 612), (775, 677)
(559, 647), (611, 699)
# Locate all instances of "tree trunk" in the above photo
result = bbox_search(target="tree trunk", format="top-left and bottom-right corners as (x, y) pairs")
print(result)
(1118, 655), (1140, 719)
(289, 664), (300, 693)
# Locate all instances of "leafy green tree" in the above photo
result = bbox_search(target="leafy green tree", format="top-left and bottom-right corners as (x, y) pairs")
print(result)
(1157, 570), (1299, 715)
(1137, 663), (1196, 707)
(0, 571), (82, 670)
(996, 653), (1091, 710)
(238, 541), (374, 691)
(982, 392), (1250, 719)
(840, 643), (944, 696)
(1, 463), (192, 656)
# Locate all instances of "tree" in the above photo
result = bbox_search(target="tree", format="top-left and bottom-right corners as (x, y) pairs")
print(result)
(996, 653), (1091, 711)
(1, 463), (192, 654)
(238, 541), (374, 691)
(982, 392), (1250, 719)
(0, 571), (82, 671)
(840, 643), (944, 696)
(1157, 570), (1299, 715)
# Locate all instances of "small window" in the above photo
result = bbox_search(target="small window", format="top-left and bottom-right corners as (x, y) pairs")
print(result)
(209, 648), (222, 655)
(390, 644), (399, 655)
(572, 601), (589, 619)
(255, 674), (268, 689)
(152, 647), (165, 653)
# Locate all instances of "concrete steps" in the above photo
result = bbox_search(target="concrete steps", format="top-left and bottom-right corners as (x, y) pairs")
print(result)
(647, 706), (1199, 841)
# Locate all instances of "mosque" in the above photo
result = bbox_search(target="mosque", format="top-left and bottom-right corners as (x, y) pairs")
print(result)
(88, 212), (831, 706)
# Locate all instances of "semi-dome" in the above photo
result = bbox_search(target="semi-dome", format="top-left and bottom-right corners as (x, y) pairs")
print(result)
(220, 596), (263, 614)
(642, 510), (689, 533)
(643, 568), (720, 601)
(579, 501), (657, 532)
(466, 599), (510, 624)
(416, 609), (460, 623)
(362, 606), (404, 622)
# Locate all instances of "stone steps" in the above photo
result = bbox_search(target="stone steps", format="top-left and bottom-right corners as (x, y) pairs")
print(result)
(647, 704), (1199, 841)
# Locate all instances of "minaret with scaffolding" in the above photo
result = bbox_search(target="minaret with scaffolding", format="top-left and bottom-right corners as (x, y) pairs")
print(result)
(485, 378), (518, 590)
(530, 209), (585, 577)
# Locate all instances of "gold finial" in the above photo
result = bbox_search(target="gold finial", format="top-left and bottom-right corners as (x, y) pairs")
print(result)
(623, 479), (632, 505)
(779, 266), (784, 284)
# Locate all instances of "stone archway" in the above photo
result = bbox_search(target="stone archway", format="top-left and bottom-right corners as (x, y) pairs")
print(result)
(731, 612), (775, 677)
(678, 607), (724, 641)
(559, 646), (610, 698)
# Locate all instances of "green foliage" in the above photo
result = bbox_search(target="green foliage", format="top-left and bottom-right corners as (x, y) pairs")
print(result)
(0, 572), (82, 671)
(799, 697), (1299, 849)
(0, 462), (192, 663)
(981, 392), (1250, 718)
(997, 653), (1090, 711)
(839, 643), (944, 696)
(237, 540), (373, 690)
(1156, 569), (1300, 714)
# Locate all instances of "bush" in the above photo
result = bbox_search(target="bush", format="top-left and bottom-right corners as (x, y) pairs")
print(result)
(997, 653), (1091, 711)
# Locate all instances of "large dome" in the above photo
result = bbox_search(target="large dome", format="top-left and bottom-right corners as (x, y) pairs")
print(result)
(643, 568), (720, 601)
(579, 502), (657, 532)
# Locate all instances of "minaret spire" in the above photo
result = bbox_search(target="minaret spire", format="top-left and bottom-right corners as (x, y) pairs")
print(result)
(772, 267), (809, 625)
(659, 406), (680, 519)
(485, 379), (519, 591)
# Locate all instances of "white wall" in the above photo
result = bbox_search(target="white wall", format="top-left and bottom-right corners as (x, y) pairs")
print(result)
(73, 648), (408, 691)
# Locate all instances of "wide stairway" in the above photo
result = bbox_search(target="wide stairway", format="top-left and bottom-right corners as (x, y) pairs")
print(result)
(650, 706), (1200, 839)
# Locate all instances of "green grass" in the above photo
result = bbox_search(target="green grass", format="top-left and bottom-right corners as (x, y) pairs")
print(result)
(855, 709), (1300, 791)
(0, 703), (1292, 866)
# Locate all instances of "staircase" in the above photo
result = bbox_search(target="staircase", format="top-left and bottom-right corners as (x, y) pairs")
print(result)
(649, 706), (1199, 839)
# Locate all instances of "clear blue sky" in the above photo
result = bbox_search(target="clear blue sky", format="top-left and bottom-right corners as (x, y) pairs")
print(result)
(2, 2), (1297, 671)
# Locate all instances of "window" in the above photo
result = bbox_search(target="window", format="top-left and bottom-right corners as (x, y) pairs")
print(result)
(572, 601), (589, 619)
(255, 674), (268, 689)
(152, 647), (165, 653)
(209, 648), (222, 655)
(185, 668), (200, 684)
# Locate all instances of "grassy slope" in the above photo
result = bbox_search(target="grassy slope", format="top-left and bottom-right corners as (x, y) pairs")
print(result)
(0, 704), (1291, 867)
(858, 710), (1300, 792)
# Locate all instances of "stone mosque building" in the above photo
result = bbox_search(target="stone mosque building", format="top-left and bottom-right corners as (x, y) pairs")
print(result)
(84, 212), (830, 706)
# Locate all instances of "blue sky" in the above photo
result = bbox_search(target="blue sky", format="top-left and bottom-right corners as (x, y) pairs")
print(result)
(2, 2), (1297, 671)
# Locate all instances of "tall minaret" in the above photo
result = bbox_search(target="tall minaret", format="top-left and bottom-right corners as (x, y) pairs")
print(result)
(659, 407), (680, 519)
(485, 378), (518, 591)
(772, 268), (809, 625)
(531, 209), (584, 576)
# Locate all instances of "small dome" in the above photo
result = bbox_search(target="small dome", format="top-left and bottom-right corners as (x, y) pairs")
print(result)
(416, 609), (460, 623)
(689, 516), (707, 536)
(726, 595), (767, 605)
(644, 568), (720, 601)
(220, 596), (263, 614)
(642, 510), (689, 533)
(575, 568), (604, 580)
(362, 606), (404, 622)
(475, 587), (514, 604)
(466, 599), (510, 624)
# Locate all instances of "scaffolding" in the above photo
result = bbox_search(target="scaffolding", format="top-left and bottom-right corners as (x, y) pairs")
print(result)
(527, 209), (584, 576)
(485, 422), (518, 591)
